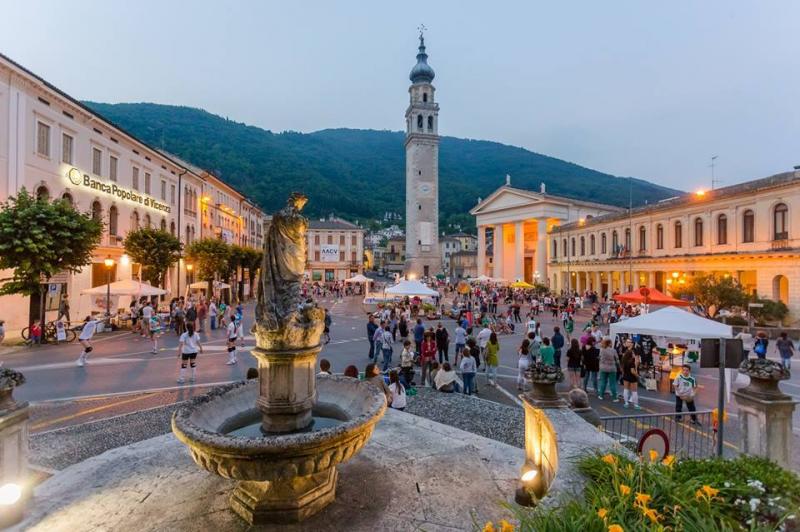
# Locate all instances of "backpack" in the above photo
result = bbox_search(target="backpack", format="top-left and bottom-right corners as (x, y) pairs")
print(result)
(754, 339), (767, 356)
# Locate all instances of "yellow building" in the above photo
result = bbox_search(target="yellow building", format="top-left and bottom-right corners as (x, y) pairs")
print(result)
(548, 171), (800, 317)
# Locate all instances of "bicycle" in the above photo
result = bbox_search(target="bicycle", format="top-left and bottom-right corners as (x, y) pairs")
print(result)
(21, 320), (77, 344)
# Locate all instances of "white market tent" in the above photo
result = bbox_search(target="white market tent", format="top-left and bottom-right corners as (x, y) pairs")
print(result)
(345, 274), (372, 284)
(384, 279), (439, 297)
(609, 305), (733, 339)
(81, 279), (166, 296)
(189, 281), (231, 290)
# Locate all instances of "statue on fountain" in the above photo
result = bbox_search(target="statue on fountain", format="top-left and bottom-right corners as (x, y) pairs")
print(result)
(254, 192), (324, 351)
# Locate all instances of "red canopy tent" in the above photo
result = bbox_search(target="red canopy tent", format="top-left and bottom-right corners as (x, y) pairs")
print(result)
(613, 287), (690, 306)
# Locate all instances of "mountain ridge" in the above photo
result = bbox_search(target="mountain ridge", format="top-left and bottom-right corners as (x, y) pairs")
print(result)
(83, 101), (680, 231)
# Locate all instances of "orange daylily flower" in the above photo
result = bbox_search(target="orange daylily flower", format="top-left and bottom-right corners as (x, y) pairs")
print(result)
(642, 507), (660, 523)
(602, 454), (617, 465)
(597, 508), (608, 519)
(635, 492), (652, 506)
(608, 525), (624, 532)
(648, 449), (659, 462)
(499, 519), (514, 532)
(482, 522), (496, 532)
(701, 485), (719, 498)
(662, 455), (676, 467)
(619, 484), (631, 496)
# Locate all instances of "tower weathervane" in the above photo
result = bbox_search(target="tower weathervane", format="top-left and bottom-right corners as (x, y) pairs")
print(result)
(418, 23), (427, 43)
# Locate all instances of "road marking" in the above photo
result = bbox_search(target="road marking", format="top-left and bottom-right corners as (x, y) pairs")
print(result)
(15, 357), (146, 372)
(31, 392), (158, 431)
(30, 379), (242, 404)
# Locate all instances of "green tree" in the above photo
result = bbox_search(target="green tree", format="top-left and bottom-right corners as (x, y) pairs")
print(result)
(0, 188), (102, 322)
(750, 297), (790, 324)
(185, 238), (231, 295)
(241, 247), (263, 299)
(226, 244), (249, 302)
(671, 274), (749, 314)
(123, 228), (182, 287)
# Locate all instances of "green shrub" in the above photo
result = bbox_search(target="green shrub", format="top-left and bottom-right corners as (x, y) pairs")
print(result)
(492, 452), (799, 532)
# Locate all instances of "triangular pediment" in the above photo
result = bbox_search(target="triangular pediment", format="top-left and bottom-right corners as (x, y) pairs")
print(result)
(470, 186), (547, 215)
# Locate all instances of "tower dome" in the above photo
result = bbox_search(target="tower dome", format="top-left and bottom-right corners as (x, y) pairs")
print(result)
(409, 34), (435, 84)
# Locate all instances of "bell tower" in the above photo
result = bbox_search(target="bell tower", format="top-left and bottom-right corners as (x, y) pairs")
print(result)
(404, 27), (441, 279)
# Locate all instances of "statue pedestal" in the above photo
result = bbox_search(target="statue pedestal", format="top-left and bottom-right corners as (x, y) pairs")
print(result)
(252, 345), (321, 433)
(733, 379), (797, 469)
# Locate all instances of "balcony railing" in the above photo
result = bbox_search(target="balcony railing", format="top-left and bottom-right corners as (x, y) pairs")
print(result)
(106, 233), (122, 247)
(772, 237), (790, 250)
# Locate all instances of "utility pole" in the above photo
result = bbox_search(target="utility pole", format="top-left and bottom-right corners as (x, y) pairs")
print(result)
(628, 176), (633, 291)
(711, 155), (719, 190)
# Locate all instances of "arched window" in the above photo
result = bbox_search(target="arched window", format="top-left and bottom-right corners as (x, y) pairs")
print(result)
(132, 211), (140, 230)
(185, 225), (191, 244)
(674, 221), (682, 248)
(717, 214), (728, 245)
(656, 224), (664, 249)
(694, 218), (703, 247)
(109, 206), (118, 236)
(160, 218), (167, 231)
(742, 209), (755, 243)
(601, 233), (607, 254)
(417, 114), (423, 130)
(36, 185), (49, 201)
(170, 220), (176, 236)
(774, 203), (789, 240)
(580, 236), (585, 256)
(612, 231), (619, 252)
(191, 226), (196, 242)
(552, 239), (557, 258)
(61, 192), (74, 207)
(590, 234), (596, 255)
(144, 214), (152, 228)
(427, 116), (433, 131)
(639, 226), (646, 251)
(562, 239), (567, 257)
(423, 92), (428, 102)
(91, 200), (102, 222)
(571, 237), (576, 256)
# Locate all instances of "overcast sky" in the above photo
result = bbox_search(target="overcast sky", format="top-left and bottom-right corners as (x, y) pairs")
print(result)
(2, 1), (798, 191)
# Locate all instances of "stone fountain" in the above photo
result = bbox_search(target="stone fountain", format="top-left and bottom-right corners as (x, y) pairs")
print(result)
(172, 193), (386, 524)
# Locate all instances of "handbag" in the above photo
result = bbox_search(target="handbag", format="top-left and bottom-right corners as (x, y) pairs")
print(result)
(645, 377), (658, 391)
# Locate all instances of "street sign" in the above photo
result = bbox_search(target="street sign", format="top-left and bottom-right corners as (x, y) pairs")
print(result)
(48, 283), (59, 294)
(638, 428), (669, 461)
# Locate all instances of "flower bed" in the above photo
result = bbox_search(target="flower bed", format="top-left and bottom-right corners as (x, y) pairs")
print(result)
(483, 452), (800, 531)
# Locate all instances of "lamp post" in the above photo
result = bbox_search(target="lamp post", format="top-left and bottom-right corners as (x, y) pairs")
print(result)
(186, 263), (193, 295)
(103, 256), (115, 318)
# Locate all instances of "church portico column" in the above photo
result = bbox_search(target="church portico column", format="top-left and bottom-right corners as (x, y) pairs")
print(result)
(647, 271), (655, 288)
(514, 221), (524, 281)
(595, 271), (602, 293)
(536, 218), (548, 287)
(493, 225), (504, 279)
(477, 225), (487, 276)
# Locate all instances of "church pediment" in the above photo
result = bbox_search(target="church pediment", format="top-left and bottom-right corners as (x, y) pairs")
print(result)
(470, 187), (546, 215)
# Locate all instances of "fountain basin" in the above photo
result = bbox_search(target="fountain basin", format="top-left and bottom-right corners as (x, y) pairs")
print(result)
(172, 375), (386, 524)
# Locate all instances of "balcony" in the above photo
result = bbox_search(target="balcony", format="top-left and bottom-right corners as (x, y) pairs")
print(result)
(772, 235), (790, 250)
(106, 233), (123, 247)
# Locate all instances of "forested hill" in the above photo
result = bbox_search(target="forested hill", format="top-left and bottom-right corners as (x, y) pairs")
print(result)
(84, 102), (679, 230)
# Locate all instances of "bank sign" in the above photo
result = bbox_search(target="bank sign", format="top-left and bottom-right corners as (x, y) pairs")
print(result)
(67, 168), (171, 214)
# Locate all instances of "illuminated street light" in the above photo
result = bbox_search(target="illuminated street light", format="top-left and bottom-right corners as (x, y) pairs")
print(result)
(695, 189), (706, 198)
(104, 256), (115, 318)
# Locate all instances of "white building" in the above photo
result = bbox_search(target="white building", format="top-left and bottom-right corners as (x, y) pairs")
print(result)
(306, 219), (364, 282)
(0, 53), (265, 336)
(471, 180), (619, 283)
(404, 32), (442, 278)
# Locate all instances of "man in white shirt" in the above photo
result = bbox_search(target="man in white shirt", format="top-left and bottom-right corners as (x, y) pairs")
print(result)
(477, 326), (492, 369)
(76, 316), (99, 367)
(141, 301), (153, 338)
(226, 317), (240, 365)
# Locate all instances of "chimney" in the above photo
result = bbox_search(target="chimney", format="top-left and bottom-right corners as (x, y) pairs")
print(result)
(540, 182), (546, 194)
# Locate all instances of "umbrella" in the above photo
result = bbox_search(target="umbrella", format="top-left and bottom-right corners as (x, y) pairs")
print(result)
(609, 306), (732, 339)
(384, 279), (439, 297)
(614, 287), (689, 306)
(81, 279), (166, 296)
(188, 281), (231, 290)
(510, 280), (535, 289)
(344, 274), (372, 284)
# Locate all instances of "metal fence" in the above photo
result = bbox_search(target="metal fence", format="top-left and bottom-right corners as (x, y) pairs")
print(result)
(600, 410), (717, 459)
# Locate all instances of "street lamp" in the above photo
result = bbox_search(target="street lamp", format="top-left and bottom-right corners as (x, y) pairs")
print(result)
(103, 256), (115, 318)
(186, 263), (194, 289)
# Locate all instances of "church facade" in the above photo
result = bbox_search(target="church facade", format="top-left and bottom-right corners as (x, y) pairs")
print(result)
(404, 33), (442, 279)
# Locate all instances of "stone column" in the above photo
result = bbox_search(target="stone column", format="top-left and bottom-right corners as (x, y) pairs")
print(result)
(536, 219), (548, 285)
(493, 225), (504, 279)
(514, 221), (524, 281)
(594, 271), (602, 293)
(733, 362), (797, 469)
(477, 225), (487, 276)
(647, 271), (655, 288)
(607, 271), (614, 294)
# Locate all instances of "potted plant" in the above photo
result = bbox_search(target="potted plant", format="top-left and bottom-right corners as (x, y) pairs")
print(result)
(524, 362), (566, 407)
(737, 358), (791, 400)
(0, 368), (26, 411)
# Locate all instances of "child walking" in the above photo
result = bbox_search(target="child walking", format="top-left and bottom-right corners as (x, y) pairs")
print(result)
(177, 323), (203, 384)
(76, 316), (99, 367)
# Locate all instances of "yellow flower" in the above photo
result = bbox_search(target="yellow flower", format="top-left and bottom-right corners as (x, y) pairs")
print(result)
(642, 507), (660, 523)
(695, 489), (705, 501)
(602, 454), (617, 465)
(634, 492), (652, 507)
(648, 449), (659, 462)
(608, 525), (624, 532)
(483, 522), (496, 532)
(662, 455), (676, 467)
(701, 485), (719, 498)
(597, 508), (608, 519)
(619, 484), (631, 496)
(499, 519), (514, 532)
